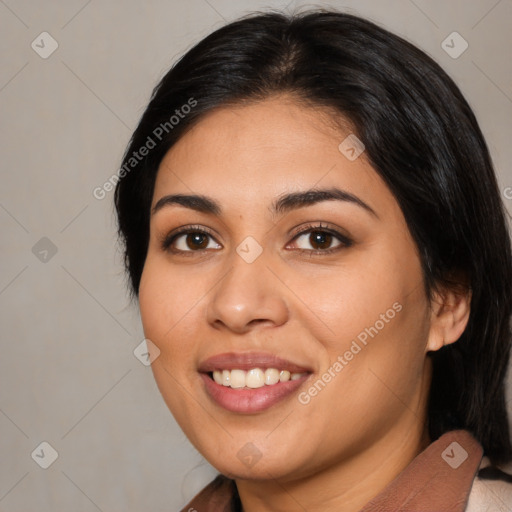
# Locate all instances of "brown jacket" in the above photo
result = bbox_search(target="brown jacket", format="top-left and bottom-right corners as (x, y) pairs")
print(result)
(180, 430), (490, 511)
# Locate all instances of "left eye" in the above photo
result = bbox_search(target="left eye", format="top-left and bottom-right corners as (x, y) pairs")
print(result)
(291, 230), (345, 251)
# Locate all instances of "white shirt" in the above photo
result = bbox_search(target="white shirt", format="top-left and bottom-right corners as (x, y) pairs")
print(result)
(466, 457), (512, 511)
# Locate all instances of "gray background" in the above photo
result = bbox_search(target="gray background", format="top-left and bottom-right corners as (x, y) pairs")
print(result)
(1, 0), (511, 510)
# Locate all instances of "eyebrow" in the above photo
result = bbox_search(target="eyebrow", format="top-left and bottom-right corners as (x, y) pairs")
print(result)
(151, 187), (378, 218)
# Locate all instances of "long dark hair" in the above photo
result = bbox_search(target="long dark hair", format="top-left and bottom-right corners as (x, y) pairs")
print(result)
(114, 9), (512, 468)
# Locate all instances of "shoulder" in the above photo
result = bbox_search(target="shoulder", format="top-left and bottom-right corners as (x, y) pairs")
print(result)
(466, 457), (512, 512)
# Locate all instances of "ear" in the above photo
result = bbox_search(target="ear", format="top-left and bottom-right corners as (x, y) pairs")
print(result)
(426, 281), (471, 353)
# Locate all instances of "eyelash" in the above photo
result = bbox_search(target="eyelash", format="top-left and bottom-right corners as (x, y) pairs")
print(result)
(160, 223), (353, 256)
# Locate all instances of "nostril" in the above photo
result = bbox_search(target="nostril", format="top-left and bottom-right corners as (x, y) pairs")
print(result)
(248, 319), (272, 327)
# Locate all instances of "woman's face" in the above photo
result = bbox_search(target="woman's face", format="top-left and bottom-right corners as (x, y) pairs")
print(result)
(139, 95), (434, 480)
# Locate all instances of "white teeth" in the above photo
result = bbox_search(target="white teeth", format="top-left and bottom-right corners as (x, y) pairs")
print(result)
(279, 370), (290, 382)
(246, 369), (265, 388)
(230, 369), (246, 389)
(265, 368), (280, 385)
(211, 368), (306, 389)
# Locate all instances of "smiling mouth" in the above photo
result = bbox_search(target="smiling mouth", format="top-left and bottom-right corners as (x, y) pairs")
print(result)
(198, 352), (313, 412)
(207, 368), (308, 389)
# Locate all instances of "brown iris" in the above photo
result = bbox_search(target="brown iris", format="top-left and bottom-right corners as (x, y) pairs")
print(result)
(186, 233), (209, 250)
(308, 231), (333, 250)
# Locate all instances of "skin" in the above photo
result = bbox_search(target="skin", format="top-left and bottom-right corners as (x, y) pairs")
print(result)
(138, 94), (471, 511)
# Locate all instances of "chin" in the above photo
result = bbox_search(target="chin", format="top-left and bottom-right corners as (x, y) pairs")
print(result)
(200, 439), (309, 482)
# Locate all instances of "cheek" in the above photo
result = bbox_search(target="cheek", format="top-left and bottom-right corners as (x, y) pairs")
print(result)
(297, 246), (422, 349)
(298, 243), (429, 402)
(313, 277), (430, 423)
(138, 258), (209, 434)
(138, 256), (205, 368)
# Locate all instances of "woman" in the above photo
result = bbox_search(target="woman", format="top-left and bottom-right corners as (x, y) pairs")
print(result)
(114, 9), (512, 511)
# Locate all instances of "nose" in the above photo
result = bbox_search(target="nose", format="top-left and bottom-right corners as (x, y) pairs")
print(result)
(206, 251), (289, 334)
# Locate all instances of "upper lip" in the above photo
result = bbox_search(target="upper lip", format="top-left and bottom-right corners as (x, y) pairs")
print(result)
(198, 352), (313, 373)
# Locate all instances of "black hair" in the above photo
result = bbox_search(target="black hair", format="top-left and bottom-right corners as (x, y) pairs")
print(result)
(114, 9), (512, 468)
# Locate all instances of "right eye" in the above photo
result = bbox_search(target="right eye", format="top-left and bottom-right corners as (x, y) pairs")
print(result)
(161, 226), (222, 253)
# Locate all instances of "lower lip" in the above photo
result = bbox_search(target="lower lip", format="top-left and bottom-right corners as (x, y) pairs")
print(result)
(200, 373), (310, 413)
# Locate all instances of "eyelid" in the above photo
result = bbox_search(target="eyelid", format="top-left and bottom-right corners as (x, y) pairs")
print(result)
(288, 222), (351, 242)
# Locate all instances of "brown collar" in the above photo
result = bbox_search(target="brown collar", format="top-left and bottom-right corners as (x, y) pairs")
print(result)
(181, 430), (483, 511)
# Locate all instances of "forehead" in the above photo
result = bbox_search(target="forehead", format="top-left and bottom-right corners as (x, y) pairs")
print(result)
(152, 96), (395, 217)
